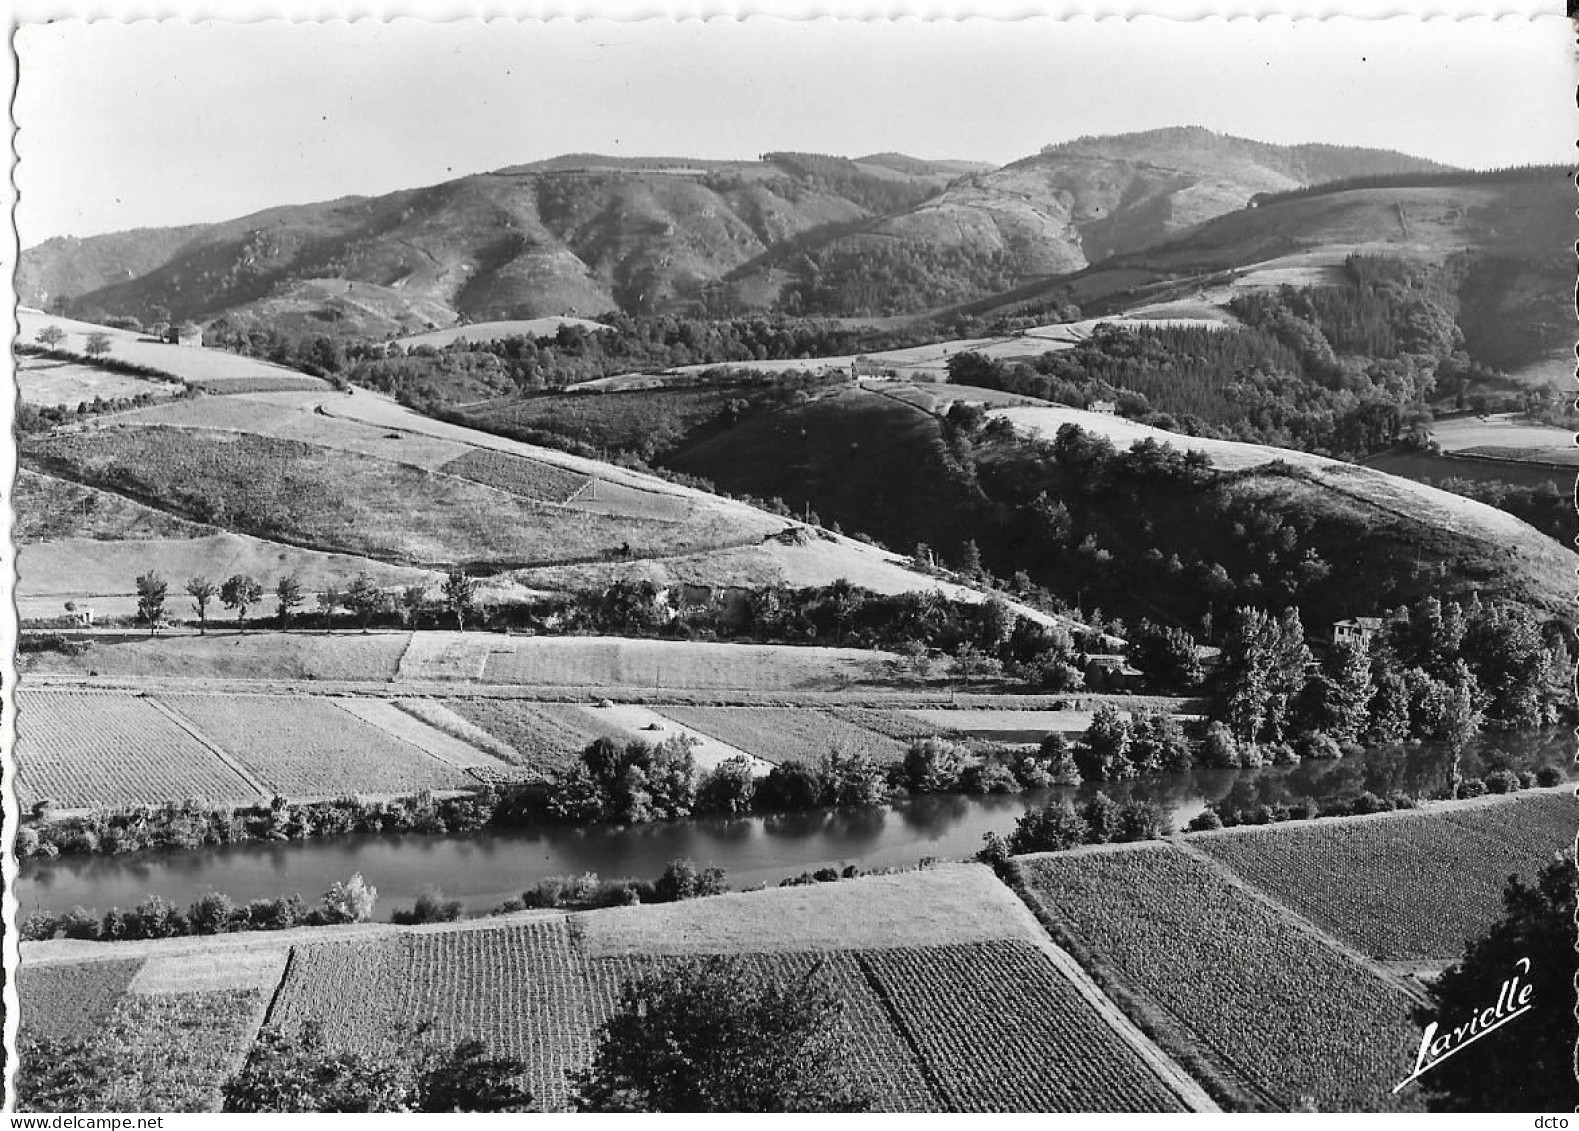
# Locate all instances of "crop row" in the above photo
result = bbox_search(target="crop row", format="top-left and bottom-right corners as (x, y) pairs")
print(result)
(157, 694), (475, 798)
(17, 958), (145, 1042)
(825, 707), (946, 742)
(860, 941), (1187, 1112)
(1021, 844), (1421, 1112)
(655, 707), (906, 766)
(1189, 792), (1579, 961)
(441, 699), (611, 779)
(440, 448), (591, 504)
(16, 690), (266, 809)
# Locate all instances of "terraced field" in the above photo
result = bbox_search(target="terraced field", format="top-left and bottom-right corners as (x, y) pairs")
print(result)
(156, 694), (476, 797)
(16, 689), (266, 809)
(656, 706), (905, 766)
(1017, 843), (1421, 1112)
(1187, 791), (1579, 961)
(477, 636), (886, 691)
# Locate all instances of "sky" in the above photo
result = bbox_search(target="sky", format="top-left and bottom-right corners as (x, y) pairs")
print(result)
(14, 14), (1576, 245)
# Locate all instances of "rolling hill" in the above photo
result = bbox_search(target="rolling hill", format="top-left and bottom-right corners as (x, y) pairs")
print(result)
(14, 312), (1078, 636)
(19, 130), (1449, 333)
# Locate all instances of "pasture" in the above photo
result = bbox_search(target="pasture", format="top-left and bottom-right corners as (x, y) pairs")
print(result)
(19, 631), (413, 683)
(1431, 414), (1577, 461)
(1016, 843), (1422, 1112)
(15, 469), (213, 544)
(18, 356), (181, 407)
(396, 316), (608, 348)
(19, 309), (331, 392)
(1187, 790), (1579, 962)
(23, 426), (730, 567)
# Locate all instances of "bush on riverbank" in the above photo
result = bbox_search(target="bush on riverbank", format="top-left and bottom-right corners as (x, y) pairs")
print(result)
(19, 873), (377, 942)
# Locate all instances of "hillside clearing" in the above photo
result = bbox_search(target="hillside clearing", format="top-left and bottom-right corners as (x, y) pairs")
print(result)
(18, 355), (182, 407)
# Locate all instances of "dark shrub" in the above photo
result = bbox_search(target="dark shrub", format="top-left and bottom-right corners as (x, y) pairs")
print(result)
(960, 760), (1022, 795)
(1294, 732), (1343, 761)
(1186, 807), (1224, 832)
(1483, 769), (1520, 795)
(1113, 798), (1172, 841)
(393, 888), (466, 925)
(1348, 791), (1388, 815)
(757, 760), (825, 811)
(1536, 765), (1564, 788)
(900, 738), (968, 794)
(1457, 778), (1488, 799)
(654, 859), (728, 903)
(1007, 802), (1090, 854)
(59, 906), (101, 940)
(1079, 792), (1122, 843)
(189, 892), (238, 935)
(18, 912), (59, 941)
(1517, 770), (1537, 789)
(1386, 792), (1417, 810)
(696, 756), (757, 815)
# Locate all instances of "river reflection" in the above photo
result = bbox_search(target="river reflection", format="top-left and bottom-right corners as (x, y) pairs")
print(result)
(17, 731), (1571, 920)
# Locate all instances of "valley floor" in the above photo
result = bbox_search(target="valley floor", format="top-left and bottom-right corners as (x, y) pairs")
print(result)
(18, 790), (1571, 1113)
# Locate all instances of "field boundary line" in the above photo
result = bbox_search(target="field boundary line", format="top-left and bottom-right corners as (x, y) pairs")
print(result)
(1168, 838), (1432, 1008)
(143, 696), (274, 802)
(1014, 930), (1222, 1112)
(851, 952), (954, 1111)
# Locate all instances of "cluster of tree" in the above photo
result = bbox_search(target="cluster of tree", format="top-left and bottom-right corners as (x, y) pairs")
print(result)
(574, 580), (1085, 686)
(977, 791), (1173, 863)
(1248, 163), (1563, 209)
(1189, 763), (1563, 831)
(18, 873), (377, 942)
(1421, 474), (1573, 547)
(506, 859), (729, 911)
(134, 567), (478, 634)
(1208, 598), (1573, 765)
(17, 389), (178, 434)
(777, 239), (1016, 317)
(17, 790), (500, 858)
(758, 151), (942, 214)
(207, 311), (944, 397)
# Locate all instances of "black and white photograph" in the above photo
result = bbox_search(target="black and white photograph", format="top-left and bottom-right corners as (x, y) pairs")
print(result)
(4, 7), (1576, 1117)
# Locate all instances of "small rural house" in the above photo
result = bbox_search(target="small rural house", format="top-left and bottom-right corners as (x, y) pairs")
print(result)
(1331, 617), (1383, 648)
(1088, 400), (1118, 415)
(176, 323), (204, 348)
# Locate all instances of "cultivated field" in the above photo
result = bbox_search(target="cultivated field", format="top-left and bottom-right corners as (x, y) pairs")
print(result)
(15, 947), (273, 1113)
(1187, 790), (1579, 962)
(17, 865), (1221, 1113)
(156, 694), (477, 798)
(439, 448), (591, 503)
(16, 689), (267, 809)
(477, 635), (893, 692)
(1017, 843), (1422, 1112)
(903, 707), (1112, 743)
(18, 355), (181, 407)
(1431, 414), (1578, 463)
(858, 941), (1188, 1112)
(439, 699), (605, 778)
(655, 706), (905, 766)
(15, 468), (213, 545)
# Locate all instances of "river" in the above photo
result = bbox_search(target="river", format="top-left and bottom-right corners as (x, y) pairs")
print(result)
(17, 732), (1571, 919)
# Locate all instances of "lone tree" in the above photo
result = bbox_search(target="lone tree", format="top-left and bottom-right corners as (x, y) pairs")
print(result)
(1412, 852), (1576, 1112)
(35, 324), (65, 348)
(275, 575), (304, 631)
(220, 573), (264, 632)
(396, 584), (427, 629)
(185, 576), (217, 634)
(316, 584), (341, 631)
(442, 568), (476, 632)
(134, 570), (168, 635)
(571, 955), (872, 1112)
(84, 331), (112, 358)
(344, 572), (386, 633)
